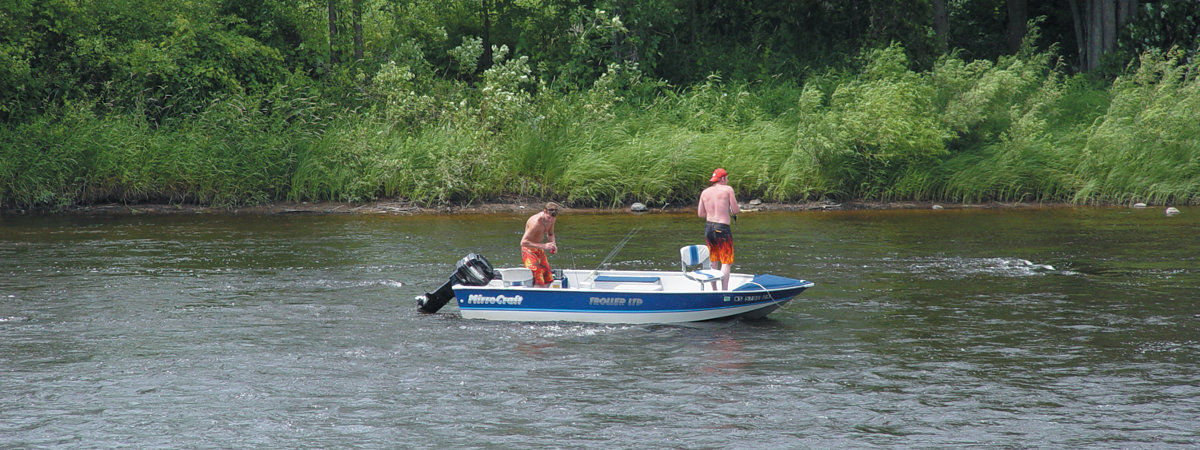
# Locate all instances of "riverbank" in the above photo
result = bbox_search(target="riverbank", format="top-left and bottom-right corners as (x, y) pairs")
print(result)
(6, 47), (1198, 213)
(1, 198), (1128, 216)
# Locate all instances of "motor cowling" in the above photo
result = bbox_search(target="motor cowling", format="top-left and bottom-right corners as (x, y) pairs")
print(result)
(418, 253), (496, 313)
(454, 253), (495, 286)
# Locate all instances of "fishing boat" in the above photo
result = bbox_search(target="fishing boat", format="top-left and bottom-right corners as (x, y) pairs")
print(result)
(417, 248), (814, 324)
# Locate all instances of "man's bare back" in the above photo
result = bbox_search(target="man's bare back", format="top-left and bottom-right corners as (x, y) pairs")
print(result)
(698, 184), (739, 224)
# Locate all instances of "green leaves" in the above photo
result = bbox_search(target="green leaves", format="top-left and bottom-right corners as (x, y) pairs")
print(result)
(801, 45), (951, 199)
(5, 1), (1200, 210)
(1078, 49), (1200, 205)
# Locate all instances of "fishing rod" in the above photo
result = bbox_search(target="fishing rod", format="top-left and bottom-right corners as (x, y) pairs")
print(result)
(583, 227), (642, 284)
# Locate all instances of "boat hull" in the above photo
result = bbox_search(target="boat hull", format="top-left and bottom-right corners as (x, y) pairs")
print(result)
(451, 271), (813, 324)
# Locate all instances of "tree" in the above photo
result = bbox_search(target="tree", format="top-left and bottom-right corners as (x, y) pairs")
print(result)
(481, 0), (493, 70)
(353, 0), (363, 61)
(1007, 0), (1027, 53)
(328, 0), (340, 65)
(1069, 0), (1138, 71)
(933, 0), (949, 51)
(1120, 1), (1200, 64)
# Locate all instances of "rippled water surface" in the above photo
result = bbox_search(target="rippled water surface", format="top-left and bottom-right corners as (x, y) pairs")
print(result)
(2, 207), (1198, 447)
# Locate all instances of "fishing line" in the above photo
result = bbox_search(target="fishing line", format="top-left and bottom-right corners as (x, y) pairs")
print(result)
(583, 227), (642, 284)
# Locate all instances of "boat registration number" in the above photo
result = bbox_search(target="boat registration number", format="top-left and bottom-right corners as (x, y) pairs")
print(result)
(726, 295), (764, 302)
(588, 297), (643, 306)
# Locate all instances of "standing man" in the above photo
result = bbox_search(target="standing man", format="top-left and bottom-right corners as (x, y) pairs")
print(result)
(521, 202), (560, 287)
(697, 168), (739, 290)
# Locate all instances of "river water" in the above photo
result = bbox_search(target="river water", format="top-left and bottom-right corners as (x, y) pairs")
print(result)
(2, 207), (1198, 447)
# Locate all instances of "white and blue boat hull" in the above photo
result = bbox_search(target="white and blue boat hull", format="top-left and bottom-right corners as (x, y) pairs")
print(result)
(451, 269), (814, 324)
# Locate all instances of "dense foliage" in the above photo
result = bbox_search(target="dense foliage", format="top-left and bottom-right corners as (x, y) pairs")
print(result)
(2, 0), (1198, 208)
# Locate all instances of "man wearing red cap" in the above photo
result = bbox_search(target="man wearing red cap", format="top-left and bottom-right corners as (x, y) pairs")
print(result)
(697, 168), (740, 290)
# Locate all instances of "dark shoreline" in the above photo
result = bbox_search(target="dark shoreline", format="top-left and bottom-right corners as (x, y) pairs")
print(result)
(1, 199), (1153, 216)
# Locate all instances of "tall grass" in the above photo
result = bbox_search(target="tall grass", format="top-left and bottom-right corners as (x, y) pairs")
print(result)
(3, 45), (1199, 210)
(1072, 49), (1200, 205)
(1, 91), (313, 208)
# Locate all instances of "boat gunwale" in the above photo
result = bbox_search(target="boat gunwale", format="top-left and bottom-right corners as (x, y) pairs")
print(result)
(465, 268), (814, 295)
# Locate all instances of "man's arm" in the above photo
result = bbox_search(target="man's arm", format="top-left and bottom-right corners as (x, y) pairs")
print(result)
(727, 188), (740, 216)
(697, 191), (708, 218)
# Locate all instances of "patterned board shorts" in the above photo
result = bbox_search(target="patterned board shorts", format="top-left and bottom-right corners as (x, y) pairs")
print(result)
(521, 247), (554, 285)
(705, 221), (734, 264)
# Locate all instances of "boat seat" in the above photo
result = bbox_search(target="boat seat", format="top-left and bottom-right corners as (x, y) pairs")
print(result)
(593, 275), (661, 283)
(606, 283), (663, 291)
(680, 245), (724, 290)
(593, 275), (662, 291)
(497, 268), (534, 287)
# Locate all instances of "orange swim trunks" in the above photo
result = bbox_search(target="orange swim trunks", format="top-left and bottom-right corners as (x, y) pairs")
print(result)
(705, 221), (734, 264)
(521, 247), (554, 285)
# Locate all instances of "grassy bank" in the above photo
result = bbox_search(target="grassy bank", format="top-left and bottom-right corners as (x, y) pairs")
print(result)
(3, 45), (1198, 210)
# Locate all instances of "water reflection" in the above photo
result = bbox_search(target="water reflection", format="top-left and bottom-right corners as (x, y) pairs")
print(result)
(516, 342), (554, 358)
(696, 334), (747, 374)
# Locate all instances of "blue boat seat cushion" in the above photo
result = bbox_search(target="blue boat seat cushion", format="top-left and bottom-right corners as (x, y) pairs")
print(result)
(680, 244), (709, 266)
(686, 270), (723, 281)
(594, 275), (661, 283)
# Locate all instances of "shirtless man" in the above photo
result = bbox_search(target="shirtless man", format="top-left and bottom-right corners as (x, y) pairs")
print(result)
(697, 168), (740, 290)
(520, 202), (560, 287)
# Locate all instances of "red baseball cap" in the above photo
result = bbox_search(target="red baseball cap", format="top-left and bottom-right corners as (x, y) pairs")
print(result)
(709, 168), (728, 182)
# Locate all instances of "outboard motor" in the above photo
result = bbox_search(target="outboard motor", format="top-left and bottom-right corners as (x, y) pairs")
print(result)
(418, 253), (496, 313)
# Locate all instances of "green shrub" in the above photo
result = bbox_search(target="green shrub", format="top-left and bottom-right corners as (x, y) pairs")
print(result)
(5, 34), (1199, 210)
(805, 45), (951, 199)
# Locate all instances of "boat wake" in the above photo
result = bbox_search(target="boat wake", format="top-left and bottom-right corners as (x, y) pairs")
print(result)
(456, 320), (636, 338)
(897, 256), (1078, 278)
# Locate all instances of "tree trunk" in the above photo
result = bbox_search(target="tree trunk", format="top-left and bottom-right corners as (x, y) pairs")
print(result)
(328, 0), (339, 66)
(932, 0), (948, 51)
(1088, 0), (1103, 71)
(1006, 0), (1027, 53)
(352, 0), (363, 61)
(690, 0), (699, 47)
(481, 0), (492, 70)
(1117, 0), (1132, 27)
(1069, 0), (1086, 69)
(1116, 0), (1138, 47)
(1074, 0), (1124, 70)
(868, 1), (879, 42)
(1102, 0), (1116, 54)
